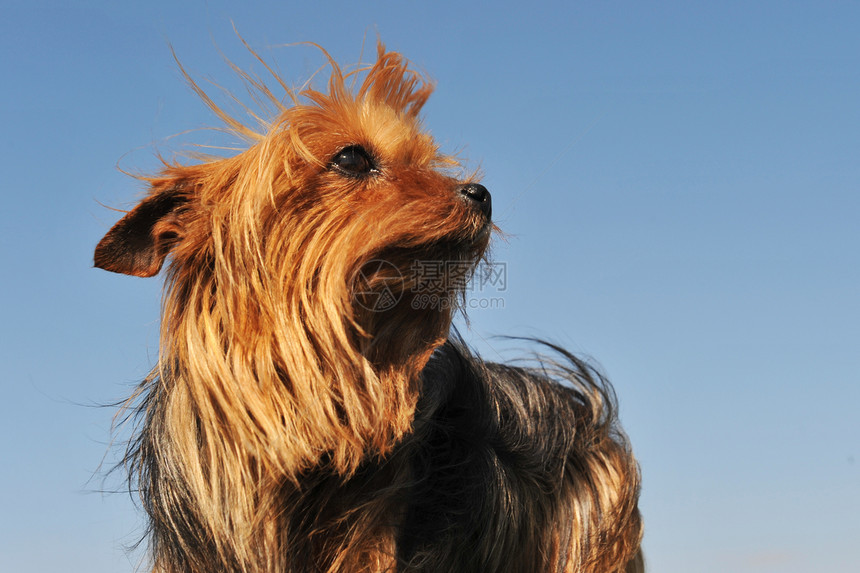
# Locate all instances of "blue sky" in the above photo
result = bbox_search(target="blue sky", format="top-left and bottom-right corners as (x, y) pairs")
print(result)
(2, 1), (858, 571)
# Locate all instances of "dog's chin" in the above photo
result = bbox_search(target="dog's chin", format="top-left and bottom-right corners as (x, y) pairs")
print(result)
(430, 217), (494, 262)
(469, 220), (493, 255)
(350, 217), (490, 338)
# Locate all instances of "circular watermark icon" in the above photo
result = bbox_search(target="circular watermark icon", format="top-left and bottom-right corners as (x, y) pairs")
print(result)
(353, 259), (404, 312)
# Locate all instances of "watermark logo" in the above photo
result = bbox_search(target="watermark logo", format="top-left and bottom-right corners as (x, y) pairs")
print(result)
(473, 261), (507, 293)
(353, 259), (404, 312)
(354, 260), (507, 312)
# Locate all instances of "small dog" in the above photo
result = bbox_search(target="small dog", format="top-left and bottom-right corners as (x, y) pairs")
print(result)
(95, 44), (643, 572)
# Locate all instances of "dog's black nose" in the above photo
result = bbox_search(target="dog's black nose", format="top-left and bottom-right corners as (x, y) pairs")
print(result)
(458, 183), (492, 219)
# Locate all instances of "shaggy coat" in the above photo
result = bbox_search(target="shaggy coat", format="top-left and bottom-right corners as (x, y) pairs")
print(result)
(95, 44), (643, 572)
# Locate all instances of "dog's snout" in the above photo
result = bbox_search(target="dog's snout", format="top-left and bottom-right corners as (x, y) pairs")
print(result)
(458, 183), (492, 219)
(459, 183), (489, 203)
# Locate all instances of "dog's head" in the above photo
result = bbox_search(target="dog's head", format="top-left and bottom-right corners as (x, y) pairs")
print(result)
(95, 44), (493, 473)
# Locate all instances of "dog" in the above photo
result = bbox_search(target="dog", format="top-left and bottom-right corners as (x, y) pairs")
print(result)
(95, 43), (643, 572)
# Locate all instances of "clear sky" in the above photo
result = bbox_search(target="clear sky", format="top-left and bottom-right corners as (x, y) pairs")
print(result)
(2, 1), (858, 571)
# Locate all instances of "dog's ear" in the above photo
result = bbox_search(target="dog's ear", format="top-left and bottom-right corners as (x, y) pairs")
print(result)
(94, 186), (190, 277)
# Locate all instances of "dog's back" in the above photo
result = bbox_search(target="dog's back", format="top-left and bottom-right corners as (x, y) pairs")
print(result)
(393, 342), (643, 572)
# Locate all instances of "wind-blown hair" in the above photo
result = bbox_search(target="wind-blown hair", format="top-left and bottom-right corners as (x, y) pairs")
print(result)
(95, 42), (642, 572)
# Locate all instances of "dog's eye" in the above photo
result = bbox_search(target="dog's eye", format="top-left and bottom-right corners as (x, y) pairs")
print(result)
(331, 146), (376, 177)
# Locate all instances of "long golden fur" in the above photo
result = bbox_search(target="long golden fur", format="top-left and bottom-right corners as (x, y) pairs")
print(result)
(95, 43), (643, 572)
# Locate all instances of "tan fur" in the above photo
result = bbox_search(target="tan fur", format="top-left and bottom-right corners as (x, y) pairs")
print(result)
(96, 43), (642, 572)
